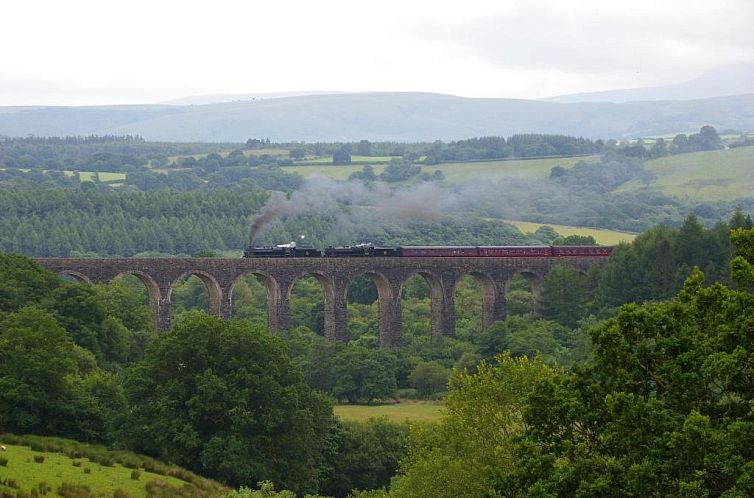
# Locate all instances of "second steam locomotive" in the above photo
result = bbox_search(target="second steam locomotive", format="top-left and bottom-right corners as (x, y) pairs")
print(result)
(243, 242), (613, 258)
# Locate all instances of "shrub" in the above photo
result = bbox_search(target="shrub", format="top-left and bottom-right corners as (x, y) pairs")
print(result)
(37, 482), (51, 495)
(395, 388), (419, 399)
(83, 468), (91, 474)
(408, 360), (451, 398)
(72, 460), (82, 467)
(32, 455), (45, 463)
(144, 481), (173, 497)
(57, 483), (92, 498)
(0, 478), (18, 488)
(113, 491), (135, 498)
(15, 491), (30, 498)
(130, 470), (141, 481)
(0, 456), (7, 466)
(92, 454), (114, 467)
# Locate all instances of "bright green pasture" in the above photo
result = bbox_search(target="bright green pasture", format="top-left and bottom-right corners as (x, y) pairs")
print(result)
(79, 171), (127, 182)
(298, 155), (394, 164)
(0, 444), (187, 497)
(506, 220), (636, 245)
(284, 156), (596, 183)
(0, 168), (126, 182)
(167, 147), (289, 165)
(283, 163), (386, 179)
(334, 401), (443, 423)
(619, 146), (754, 201)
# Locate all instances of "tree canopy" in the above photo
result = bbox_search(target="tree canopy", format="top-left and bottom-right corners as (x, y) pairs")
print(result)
(121, 312), (337, 492)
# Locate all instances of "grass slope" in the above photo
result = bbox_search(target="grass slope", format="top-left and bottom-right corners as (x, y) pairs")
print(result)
(0, 435), (226, 498)
(619, 146), (754, 202)
(334, 401), (443, 423)
(79, 172), (127, 182)
(284, 155), (595, 183)
(505, 220), (637, 245)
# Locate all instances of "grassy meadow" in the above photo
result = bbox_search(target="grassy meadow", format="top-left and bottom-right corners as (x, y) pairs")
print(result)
(506, 220), (637, 245)
(298, 155), (395, 164)
(0, 445), (186, 497)
(0, 435), (225, 498)
(619, 146), (754, 202)
(79, 171), (127, 182)
(0, 169), (126, 183)
(284, 155), (596, 183)
(334, 401), (444, 423)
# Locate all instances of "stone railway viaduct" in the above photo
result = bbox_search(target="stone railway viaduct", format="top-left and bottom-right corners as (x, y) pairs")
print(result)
(35, 256), (606, 347)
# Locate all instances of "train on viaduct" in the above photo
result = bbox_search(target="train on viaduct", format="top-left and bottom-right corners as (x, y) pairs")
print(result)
(35, 251), (609, 347)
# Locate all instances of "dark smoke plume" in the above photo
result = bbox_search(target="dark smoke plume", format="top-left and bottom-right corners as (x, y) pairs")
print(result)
(247, 175), (471, 245)
(248, 191), (293, 244)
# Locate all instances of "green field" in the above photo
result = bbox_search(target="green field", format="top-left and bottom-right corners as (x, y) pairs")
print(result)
(506, 220), (636, 245)
(298, 155), (395, 165)
(284, 156), (596, 183)
(618, 146), (754, 202)
(166, 147), (290, 165)
(79, 171), (127, 182)
(0, 169), (127, 183)
(334, 401), (443, 423)
(0, 444), (190, 497)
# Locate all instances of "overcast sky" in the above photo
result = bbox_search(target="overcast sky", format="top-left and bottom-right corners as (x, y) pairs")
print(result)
(2, 0), (752, 106)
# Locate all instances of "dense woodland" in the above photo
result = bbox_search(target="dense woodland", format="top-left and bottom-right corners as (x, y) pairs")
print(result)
(0, 129), (752, 257)
(2, 132), (754, 497)
(2, 210), (754, 496)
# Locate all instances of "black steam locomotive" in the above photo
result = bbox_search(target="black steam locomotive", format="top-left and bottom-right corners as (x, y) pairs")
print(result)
(243, 242), (613, 258)
(243, 242), (321, 258)
(323, 244), (399, 257)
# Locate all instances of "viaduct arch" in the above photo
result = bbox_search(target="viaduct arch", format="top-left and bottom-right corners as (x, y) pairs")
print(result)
(36, 256), (606, 347)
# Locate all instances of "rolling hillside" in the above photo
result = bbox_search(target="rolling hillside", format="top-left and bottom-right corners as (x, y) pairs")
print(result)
(1, 92), (753, 142)
(617, 146), (754, 202)
(0, 435), (226, 498)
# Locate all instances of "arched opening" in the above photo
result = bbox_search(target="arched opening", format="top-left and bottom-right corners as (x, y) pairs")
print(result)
(100, 274), (155, 359)
(453, 273), (492, 341)
(505, 271), (541, 316)
(111, 271), (161, 330)
(346, 273), (383, 347)
(230, 272), (275, 329)
(400, 273), (434, 346)
(288, 274), (327, 336)
(169, 271), (221, 321)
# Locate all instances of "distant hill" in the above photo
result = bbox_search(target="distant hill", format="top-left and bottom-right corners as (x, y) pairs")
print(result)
(161, 90), (346, 105)
(545, 64), (754, 103)
(1, 91), (753, 142)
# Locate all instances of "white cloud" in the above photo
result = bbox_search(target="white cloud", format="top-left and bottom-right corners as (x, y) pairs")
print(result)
(0, 0), (751, 105)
